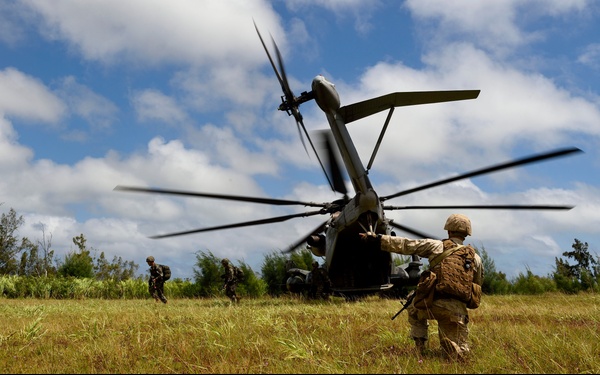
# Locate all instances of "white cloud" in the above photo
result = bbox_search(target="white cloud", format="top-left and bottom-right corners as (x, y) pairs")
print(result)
(56, 76), (119, 131)
(22, 0), (282, 66)
(132, 89), (188, 125)
(0, 67), (66, 124)
(578, 43), (600, 70)
(404, 0), (590, 56)
(0, 117), (35, 170)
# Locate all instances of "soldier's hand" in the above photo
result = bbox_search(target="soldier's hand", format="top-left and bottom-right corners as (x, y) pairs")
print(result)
(359, 231), (380, 242)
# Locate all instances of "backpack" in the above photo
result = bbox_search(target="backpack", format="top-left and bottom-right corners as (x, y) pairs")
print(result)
(429, 239), (480, 308)
(234, 266), (244, 281)
(161, 264), (171, 281)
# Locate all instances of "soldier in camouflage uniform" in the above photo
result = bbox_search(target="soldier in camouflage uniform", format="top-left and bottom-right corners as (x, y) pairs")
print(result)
(221, 258), (239, 303)
(146, 256), (168, 304)
(308, 261), (332, 300)
(360, 214), (483, 361)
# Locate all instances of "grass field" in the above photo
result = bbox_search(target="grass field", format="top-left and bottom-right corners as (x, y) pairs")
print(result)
(0, 293), (598, 373)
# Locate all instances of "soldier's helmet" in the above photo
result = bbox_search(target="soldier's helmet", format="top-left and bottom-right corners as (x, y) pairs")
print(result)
(221, 258), (229, 265)
(146, 256), (155, 263)
(443, 214), (472, 236)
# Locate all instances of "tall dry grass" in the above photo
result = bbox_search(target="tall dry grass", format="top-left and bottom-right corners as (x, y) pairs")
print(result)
(0, 293), (597, 373)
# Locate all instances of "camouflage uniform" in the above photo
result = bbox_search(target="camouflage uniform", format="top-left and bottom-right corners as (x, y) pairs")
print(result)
(148, 262), (168, 304)
(379, 234), (483, 360)
(221, 259), (239, 303)
(309, 261), (332, 299)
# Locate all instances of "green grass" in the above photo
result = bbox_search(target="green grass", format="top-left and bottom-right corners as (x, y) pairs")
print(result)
(0, 293), (598, 373)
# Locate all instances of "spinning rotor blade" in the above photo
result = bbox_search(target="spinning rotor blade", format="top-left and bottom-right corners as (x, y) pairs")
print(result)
(270, 34), (310, 154)
(297, 116), (333, 188)
(271, 34), (332, 180)
(149, 209), (326, 239)
(272, 36), (296, 116)
(381, 147), (583, 202)
(254, 20), (285, 96)
(383, 204), (574, 211)
(388, 220), (439, 240)
(114, 185), (328, 208)
(254, 21), (307, 150)
(319, 130), (348, 196)
(282, 220), (329, 254)
(254, 21), (336, 194)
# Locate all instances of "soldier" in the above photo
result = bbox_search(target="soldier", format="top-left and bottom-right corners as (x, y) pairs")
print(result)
(146, 256), (168, 304)
(360, 214), (483, 361)
(221, 258), (239, 303)
(309, 261), (332, 300)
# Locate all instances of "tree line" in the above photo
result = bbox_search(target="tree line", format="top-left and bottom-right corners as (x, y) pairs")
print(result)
(1, 206), (599, 299)
(1, 208), (138, 280)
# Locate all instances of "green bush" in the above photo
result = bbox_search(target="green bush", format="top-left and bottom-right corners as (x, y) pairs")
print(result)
(512, 268), (557, 295)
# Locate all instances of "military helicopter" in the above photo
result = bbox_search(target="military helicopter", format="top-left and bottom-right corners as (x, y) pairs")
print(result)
(114, 22), (581, 298)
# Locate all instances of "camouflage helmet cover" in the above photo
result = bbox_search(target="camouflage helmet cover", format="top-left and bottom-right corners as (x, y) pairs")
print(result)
(146, 256), (155, 262)
(221, 258), (229, 264)
(444, 214), (472, 236)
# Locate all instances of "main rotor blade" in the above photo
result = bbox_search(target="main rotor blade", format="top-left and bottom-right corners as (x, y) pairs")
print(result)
(295, 115), (308, 154)
(114, 185), (328, 208)
(387, 220), (439, 240)
(296, 118), (328, 178)
(149, 209), (326, 239)
(381, 147), (583, 202)
(282, 220), (329, 254)
(383, 204), (574, 211)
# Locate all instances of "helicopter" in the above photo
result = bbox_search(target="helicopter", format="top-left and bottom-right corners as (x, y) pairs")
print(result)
(114, 22), (582, 299)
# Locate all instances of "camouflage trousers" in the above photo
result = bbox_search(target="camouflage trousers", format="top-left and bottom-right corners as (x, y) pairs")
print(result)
(407, 303), (470, 360)
(149, 281), (168, 304)
(224, 282), (238, 303)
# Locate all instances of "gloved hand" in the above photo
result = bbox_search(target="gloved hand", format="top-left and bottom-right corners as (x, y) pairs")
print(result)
(359, 231), (381, 243)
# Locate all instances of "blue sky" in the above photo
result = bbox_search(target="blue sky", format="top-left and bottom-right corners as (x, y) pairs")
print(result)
(1, 0), (599, 280)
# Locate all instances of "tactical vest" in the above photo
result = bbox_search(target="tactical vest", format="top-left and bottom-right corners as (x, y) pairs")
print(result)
(430, 239), (477, 304)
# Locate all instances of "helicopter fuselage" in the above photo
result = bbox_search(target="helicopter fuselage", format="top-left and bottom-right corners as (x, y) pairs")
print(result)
(311, 74), (397, 294)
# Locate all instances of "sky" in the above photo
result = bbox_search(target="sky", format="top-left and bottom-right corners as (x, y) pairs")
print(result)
(1, 0), (599, 281)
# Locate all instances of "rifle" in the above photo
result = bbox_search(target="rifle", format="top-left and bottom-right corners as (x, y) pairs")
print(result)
(391, 291), (415, 320)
